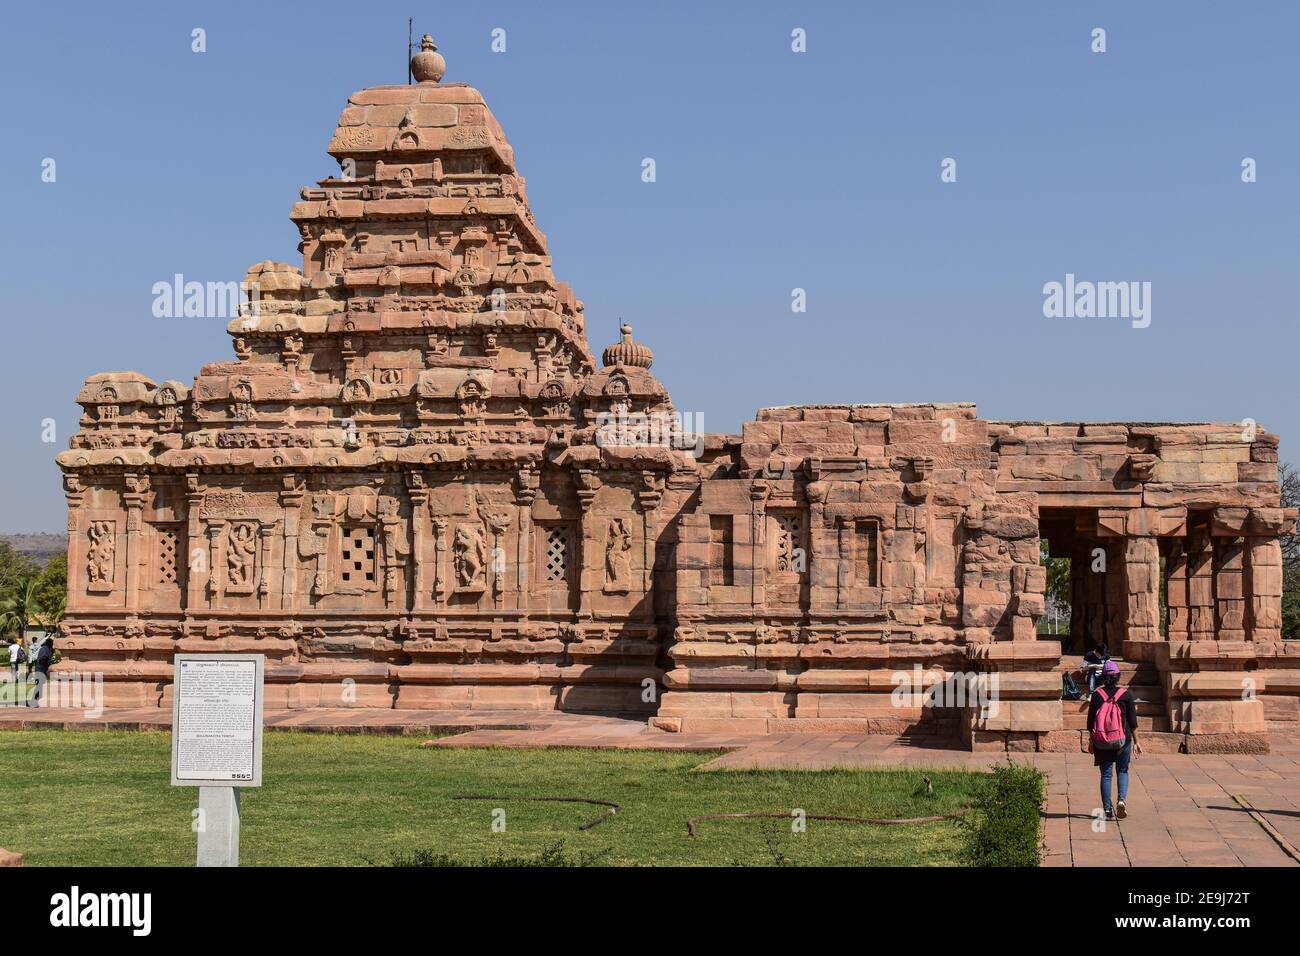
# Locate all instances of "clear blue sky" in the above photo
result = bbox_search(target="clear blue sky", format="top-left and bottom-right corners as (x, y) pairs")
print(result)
(1, 0), (1296, 531)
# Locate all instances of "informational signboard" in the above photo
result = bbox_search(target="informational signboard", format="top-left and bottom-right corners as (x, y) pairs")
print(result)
(170, 654), (264, 788)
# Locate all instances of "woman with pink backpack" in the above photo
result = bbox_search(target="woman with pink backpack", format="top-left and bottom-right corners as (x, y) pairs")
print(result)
(1086, 659), (1141, 820)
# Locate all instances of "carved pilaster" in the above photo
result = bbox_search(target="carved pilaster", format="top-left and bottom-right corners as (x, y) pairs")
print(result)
(279, 474), (305, 611)
(122, 473), (149, 614)
(381, 511), (402, 607)
(431, 516), (448, 604)
(207, 519), (226, 608)
(62, 475), (85, 610)
(257, 522), (275, 608)
(514, 467), (539, 605)
(748, 478), (768, 608)
(184, 474), (204, 612)
(407, 473), (430, 612)
(485, 509), (513, 609)
(638, 471), (665, 596)
(575, 468), (601, 620)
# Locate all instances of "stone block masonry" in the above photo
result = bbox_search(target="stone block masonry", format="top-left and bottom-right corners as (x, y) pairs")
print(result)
(54, 39), (1298, 753)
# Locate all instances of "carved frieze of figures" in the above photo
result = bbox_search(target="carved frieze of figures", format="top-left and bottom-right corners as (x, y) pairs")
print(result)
(453, 524), (486, 590)
(86, 520), (115, 591)
(604, 517), (632, 594)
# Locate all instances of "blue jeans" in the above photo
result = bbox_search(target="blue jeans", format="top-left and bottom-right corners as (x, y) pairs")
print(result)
(1099, 740), (1131, 812)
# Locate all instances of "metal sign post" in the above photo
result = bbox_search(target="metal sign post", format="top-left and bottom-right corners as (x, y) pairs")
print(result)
(170, 654), (264, 867)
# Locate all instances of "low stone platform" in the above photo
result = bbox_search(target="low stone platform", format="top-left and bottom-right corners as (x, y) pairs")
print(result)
(3, 707), (1297, 867)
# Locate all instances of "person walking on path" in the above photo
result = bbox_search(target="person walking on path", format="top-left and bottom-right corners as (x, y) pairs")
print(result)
(6, 638), (22, 683)
(1087, 659), (1140, 821)
(27, 635), (53, 707)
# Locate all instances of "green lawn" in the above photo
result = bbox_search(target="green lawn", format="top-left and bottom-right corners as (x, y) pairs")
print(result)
(0, 729), (994, 866)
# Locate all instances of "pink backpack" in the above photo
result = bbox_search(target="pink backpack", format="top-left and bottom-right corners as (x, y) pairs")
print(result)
(1091, 687), (1128, 751)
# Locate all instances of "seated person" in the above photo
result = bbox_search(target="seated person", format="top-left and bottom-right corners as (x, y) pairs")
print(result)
(1081, 642), (1110, 698)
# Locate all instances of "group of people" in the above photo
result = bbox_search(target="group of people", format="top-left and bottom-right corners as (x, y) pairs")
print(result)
(1079, 641), (1142, 821)
(4, 634), (54, 706)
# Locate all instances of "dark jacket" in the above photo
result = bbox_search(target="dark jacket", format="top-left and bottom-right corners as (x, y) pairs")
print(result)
(34, 640), (53, 672)
(1087, 685), (1137, 765)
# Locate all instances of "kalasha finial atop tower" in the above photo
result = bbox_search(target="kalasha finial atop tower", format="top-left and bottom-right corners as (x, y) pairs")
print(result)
(411, 34), (445, 84)
(602, 320), (654, 369)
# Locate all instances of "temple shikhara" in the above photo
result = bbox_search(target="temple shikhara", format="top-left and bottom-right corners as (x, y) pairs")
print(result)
(57, 39), (1298, 753)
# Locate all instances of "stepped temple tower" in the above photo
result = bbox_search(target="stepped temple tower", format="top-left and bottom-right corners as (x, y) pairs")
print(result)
(57, 38), (1298, 752)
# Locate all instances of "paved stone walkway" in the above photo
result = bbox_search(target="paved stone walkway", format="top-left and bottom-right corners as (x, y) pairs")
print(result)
(3, 706), (1297, 867)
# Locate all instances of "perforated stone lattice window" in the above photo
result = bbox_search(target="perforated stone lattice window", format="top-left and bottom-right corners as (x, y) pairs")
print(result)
(773, 513), (804, 573)
(156, 527), (180, 587)
(341, 526), (376, 584)
(543, 526), (570, 582)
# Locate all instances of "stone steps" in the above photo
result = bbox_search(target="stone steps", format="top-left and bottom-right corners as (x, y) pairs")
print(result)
(1063, 712), (1170, 732)
(1063, 698), (1164, 717)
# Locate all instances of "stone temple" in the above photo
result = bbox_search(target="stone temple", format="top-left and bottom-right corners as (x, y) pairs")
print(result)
(57, 38), (1298, 752)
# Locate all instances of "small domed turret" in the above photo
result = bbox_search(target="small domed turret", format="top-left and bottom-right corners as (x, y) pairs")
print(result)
(602, 321), (654, 369)
(411, 34), (445, 84)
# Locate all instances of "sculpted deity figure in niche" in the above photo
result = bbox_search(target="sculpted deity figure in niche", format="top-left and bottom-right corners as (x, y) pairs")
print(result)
(453, 524), (486, 589)
(344, 377), (373, 403)
(227, 522), (258, 588)
(86, 521), (115, 587)
(459, 379), (487, 418)
(604, 517), (632, 593)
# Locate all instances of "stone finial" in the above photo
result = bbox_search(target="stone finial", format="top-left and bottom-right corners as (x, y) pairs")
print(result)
(411, 34), (445, 84)
(601, 321), (654, 369)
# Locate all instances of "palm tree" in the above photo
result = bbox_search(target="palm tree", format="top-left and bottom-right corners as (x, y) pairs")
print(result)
(0, 576), (42, 642)
(1, 577), (44, 702)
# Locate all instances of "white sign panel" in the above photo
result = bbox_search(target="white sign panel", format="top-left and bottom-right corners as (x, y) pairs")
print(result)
(170, 654), (264, 787)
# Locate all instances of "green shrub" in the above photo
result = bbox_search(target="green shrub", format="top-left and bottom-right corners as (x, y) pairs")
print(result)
(957, 762), (1043, 867)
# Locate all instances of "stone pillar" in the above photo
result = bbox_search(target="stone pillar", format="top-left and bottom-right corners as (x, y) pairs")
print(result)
(431, 517), (447, 604)
(122, 474), (148, 614)
(1187, 529), (1215, 640)
(1104, 540), (1126, 650)
(1213, 538), (1246, 641)
(257, 522), (274, 609)
(575, 469), (600, 620)
(1246, 536), (1283, 642)
(638, 472), (664, 600)
(406, 474), (429, 613)
(63, 476), (85, 611)
(1069, 537), (1089, 650)
(748, 479), (767, 608)
(279, 475), (305, 612)
(1123, 535), (1161, 657)
(184, 475), (205, 613)
(1165, 539), (1189, 641)
(514, 469), (538, 610)
(207, 519), (226, 609)
(1087, 541), (1109, 648)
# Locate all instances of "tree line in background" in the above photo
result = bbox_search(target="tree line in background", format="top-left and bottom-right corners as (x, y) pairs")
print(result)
(1281, 461), (1300, 640)
(0, 541), (66, 642)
